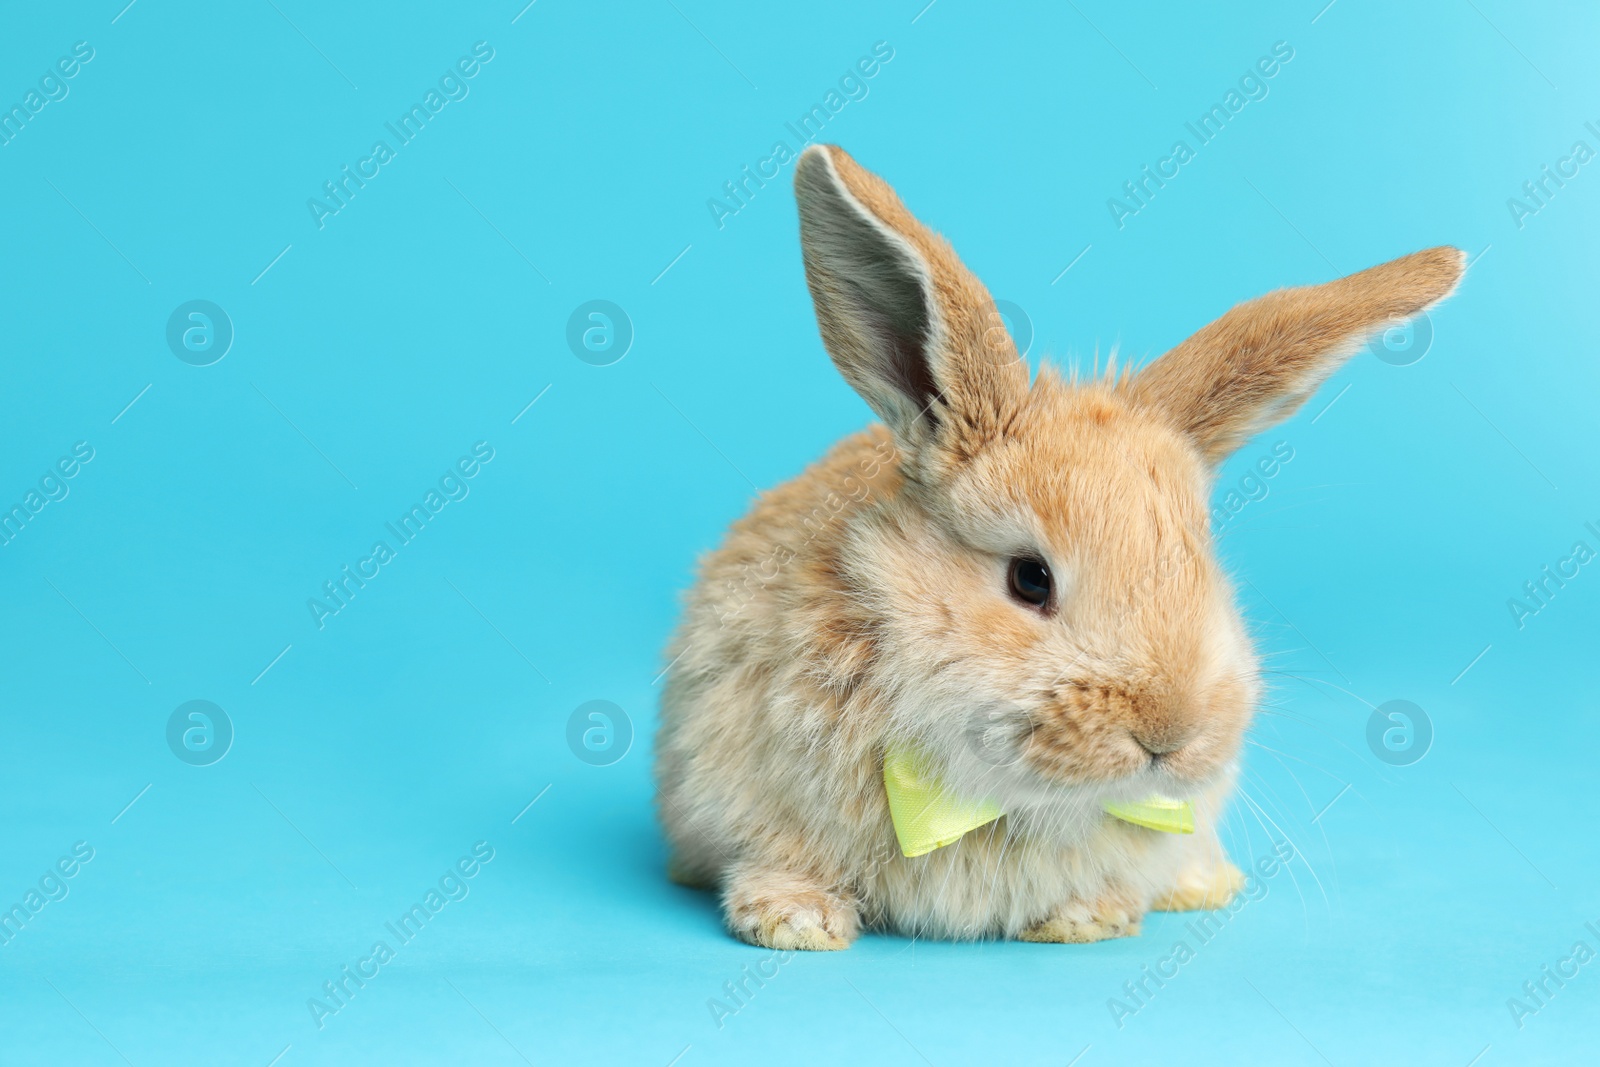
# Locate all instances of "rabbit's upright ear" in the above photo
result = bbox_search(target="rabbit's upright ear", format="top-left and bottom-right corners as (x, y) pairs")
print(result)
(795, 145), (1029, 463)
(1129, 248), (1466, 463)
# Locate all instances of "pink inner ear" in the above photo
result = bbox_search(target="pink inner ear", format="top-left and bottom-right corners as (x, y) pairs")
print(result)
(796, 144), (1031, 464)
(796, 146), (940, 436)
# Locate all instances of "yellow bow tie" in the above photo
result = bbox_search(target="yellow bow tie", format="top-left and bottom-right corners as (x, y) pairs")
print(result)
(883, 743), (1194, 857)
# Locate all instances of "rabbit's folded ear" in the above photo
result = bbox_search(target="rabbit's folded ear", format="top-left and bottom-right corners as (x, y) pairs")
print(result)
(794, 144), (1029, 463)
(1128, 247), (1466, 463)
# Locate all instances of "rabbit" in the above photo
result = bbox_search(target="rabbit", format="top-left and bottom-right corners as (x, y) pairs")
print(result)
(654, 143), (1464, 949)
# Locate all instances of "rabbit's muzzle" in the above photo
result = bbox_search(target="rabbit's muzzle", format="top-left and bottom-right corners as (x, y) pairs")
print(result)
(1021, 679), (1222, 784)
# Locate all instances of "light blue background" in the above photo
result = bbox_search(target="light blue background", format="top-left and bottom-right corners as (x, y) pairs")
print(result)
(2, 1), (1596, 1064)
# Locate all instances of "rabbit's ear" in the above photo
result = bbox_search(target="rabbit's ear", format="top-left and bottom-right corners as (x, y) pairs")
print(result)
(1129, 247), (1466, 463)
(794, 145), (1029, 460)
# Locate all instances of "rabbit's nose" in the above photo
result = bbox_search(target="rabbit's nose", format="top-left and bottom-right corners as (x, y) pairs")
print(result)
(1128, 727), (1192, 759)
(1123, 695), (1201, 757)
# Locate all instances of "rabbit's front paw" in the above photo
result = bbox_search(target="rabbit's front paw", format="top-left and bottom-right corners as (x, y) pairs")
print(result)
(1151, 860), (1245, 912)
(723, 867), (859, 951)
(1019, 893), (1143, 944)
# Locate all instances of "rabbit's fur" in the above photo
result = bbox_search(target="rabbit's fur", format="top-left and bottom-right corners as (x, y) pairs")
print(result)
(656, 144), (1464, 949)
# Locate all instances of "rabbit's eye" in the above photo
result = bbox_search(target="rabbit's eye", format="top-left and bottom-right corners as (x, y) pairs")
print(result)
(1007, 557), (1052, 609)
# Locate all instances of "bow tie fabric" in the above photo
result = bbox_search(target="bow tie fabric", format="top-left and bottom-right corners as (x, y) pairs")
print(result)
(883, 743), (1194, 858)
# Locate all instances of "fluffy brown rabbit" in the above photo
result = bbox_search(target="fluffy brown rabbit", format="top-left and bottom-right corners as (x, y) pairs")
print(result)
(655, 143), (1464, 950)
